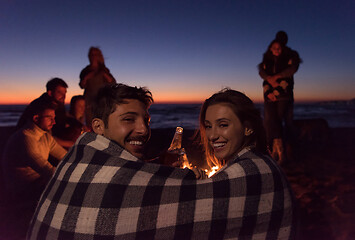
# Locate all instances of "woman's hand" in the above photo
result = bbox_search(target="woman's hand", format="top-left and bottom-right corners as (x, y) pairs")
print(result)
(267, 93), (277, 101)
(266, 75), (280, 88)
(191, 167), (208, 180)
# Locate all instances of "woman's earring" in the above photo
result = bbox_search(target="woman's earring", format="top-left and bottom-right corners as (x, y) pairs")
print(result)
(245, 129), (254, 136)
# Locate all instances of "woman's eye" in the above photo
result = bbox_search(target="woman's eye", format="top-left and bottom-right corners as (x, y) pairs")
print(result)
(219, 123), (228, 128)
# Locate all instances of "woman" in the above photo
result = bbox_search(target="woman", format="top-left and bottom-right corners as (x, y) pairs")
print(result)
(69, 95), (86, 125)
(258, 39), (301, 164)
(79, 47), (116, 127)
(200, 88), (267, 170)
(198, 88), (296, 238)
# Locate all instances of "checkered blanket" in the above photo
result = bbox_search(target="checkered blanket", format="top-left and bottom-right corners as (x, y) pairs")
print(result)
(27, 132), (295, 239)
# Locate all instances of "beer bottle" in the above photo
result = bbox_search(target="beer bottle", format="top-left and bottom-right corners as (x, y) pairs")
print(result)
(168, 126), (183, 152)
(163, 127), (186, 166)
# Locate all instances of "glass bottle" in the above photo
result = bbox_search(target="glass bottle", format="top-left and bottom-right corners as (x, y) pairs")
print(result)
(168, 126), (183, 152)
(163, 127), (189, 167)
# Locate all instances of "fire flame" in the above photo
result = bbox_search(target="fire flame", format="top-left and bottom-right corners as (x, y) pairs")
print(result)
(181, 161), (220, 178)
(205, 166), (219, 178)
(181, 161), (193, 169)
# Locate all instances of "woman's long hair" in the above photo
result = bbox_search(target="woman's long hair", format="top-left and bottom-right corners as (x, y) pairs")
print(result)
(199, 88), (267, 168)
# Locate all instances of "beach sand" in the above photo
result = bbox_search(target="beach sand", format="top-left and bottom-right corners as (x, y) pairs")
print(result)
(1, 125), (355, 239)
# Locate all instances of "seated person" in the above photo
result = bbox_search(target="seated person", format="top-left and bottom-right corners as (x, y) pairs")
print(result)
(28, 85), (295, 240)
(17, 77), (75, 148)
(69, 95), (86, 125)
(2, 100), (67, 203)
(59, 95), (89, 143)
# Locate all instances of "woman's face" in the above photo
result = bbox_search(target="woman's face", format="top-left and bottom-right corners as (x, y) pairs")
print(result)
(270, 42), (282, 57)
(74, 99), (85, 117)
(89, 49), (104, 65)
(204, 103), (246, 163)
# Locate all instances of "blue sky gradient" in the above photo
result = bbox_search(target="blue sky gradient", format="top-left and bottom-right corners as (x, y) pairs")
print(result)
(1, 0), (354, 104)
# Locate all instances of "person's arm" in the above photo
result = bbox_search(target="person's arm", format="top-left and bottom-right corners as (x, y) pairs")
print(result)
(79, 71), (96, 89)
(259, 63), (280, 88)
(49, 135), (68, 160)
(23, 134), (57, 178)
(102, 67), (116, 84)
(278, 51), (301, 78)
(53, 136), (75, 150)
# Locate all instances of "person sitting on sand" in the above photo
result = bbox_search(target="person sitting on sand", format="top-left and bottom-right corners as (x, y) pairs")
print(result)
(28, 85), (295, 240)
(2, 100), (67, 204)
(69, 95), (86, 125)
(17, 78), (76, 148)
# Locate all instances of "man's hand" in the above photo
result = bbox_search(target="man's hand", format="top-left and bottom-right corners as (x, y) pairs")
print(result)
(266, 75), (280, 88)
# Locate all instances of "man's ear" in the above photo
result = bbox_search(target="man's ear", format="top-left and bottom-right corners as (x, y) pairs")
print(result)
(32, 114), (39, 124)
(47, 90), (53, 97)
(92, 118), (105, 135)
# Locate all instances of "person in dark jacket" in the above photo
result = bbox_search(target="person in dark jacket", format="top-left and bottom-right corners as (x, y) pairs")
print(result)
(258, 31), (301, 164)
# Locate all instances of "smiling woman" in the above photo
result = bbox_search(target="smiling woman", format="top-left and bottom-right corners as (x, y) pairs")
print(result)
(199, 88), (267, 168)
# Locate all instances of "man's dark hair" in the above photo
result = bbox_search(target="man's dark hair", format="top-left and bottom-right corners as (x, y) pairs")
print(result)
(275, 30), (288, 47)
(46, 78), (68, 92)
(28, 99), (56, 120)
(92, 83), (154, 126)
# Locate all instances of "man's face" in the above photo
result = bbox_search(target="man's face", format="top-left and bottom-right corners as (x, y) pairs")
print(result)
(34, 109), (56, 132)
(102, 99), (151, 159)
(49, 86), (67, 105)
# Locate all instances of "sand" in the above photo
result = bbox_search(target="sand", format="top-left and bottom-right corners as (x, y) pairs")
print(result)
(0, 125), (354, 239)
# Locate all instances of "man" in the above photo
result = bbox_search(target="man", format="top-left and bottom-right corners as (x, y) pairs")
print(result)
(17, 78), (76, 148)
(28, 84), (295, 239)
(2, 100), (67, 203)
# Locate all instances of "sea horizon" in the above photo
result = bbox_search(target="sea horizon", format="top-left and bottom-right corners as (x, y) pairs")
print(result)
(0, 101), (354, 129)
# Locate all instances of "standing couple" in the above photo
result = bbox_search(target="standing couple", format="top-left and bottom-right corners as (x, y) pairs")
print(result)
(28, 83), (296, 239)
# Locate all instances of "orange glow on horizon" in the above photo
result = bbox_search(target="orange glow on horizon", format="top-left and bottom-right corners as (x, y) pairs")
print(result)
(0, 89), (352, 105)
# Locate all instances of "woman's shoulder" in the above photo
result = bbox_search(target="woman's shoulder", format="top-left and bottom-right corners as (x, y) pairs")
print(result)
(227, 148), (280, 176)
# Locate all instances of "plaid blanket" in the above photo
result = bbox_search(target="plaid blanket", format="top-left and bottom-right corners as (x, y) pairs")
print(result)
(27, 132), (295, 239)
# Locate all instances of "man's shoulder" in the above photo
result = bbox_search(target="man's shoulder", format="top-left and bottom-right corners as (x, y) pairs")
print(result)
(284, 46), (300, 60)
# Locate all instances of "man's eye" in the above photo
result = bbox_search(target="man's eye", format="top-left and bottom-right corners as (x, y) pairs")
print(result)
(123, 118), (134, 122)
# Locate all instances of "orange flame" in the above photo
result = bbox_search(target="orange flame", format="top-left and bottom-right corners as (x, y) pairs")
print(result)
(205, 166), (219, 178)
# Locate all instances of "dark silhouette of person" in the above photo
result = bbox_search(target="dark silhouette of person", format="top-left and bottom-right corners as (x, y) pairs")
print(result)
(258, 31), (302, 164)
(79, 47), (116, 127)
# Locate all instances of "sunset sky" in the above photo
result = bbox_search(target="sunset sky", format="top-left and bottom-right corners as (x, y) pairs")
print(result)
(1, 0), (354, 104)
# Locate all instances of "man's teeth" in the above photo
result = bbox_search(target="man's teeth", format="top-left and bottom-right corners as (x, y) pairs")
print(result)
(213, 143), (225, 148)
(129, 141), (143, 146)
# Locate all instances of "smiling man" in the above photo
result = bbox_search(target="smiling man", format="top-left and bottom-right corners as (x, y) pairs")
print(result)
(90, 87), (151, 159)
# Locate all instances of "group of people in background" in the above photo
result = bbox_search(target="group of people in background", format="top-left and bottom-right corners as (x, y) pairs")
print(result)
(2, 31), (300, 239)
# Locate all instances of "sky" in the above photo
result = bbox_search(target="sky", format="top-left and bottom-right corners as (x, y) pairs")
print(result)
(1, 0), (354, 104)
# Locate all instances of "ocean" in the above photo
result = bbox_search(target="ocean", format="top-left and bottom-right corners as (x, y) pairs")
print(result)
(0, 102), (354, 129)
